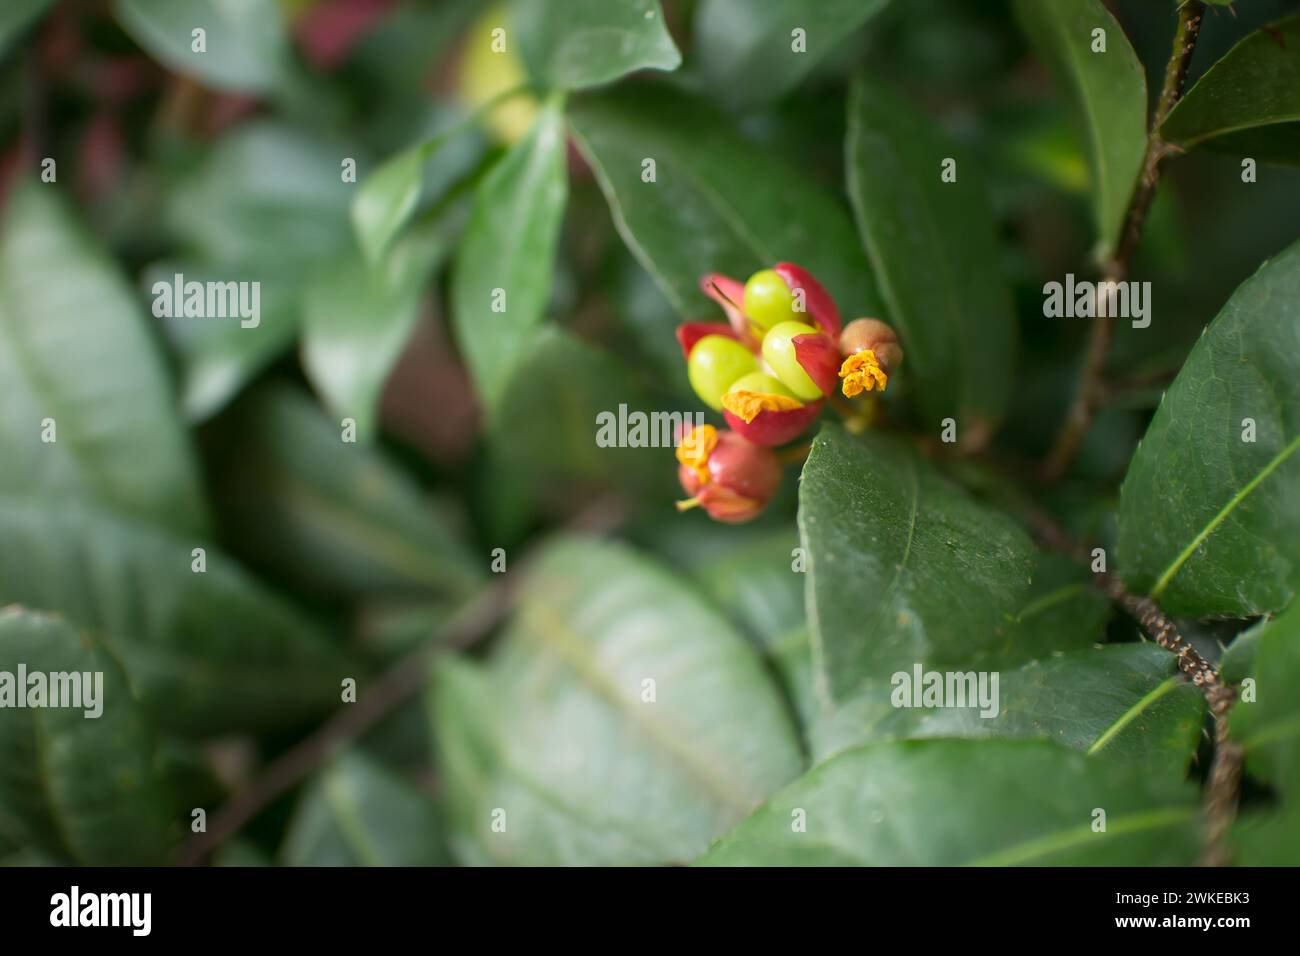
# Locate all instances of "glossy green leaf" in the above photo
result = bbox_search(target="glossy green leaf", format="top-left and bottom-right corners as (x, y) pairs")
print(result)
(0, 182), (208, 535)
(813, 644), (1205, 779)
(1232, 601), (1300, 797)
(0, 608), (176, 865)
(998, 551), (1112, 665)
(207, 386), (481, 600)
(1233, 809), (1300, 866)
(351, 112), (483, 267)
(0, 0), (54, 57)
(694, 0), (889, 106)
(512, 0), (681, 91)
(282, 751), (448, 866)
(1119, 238), (1300, 618)
(113, 0), (290, 93)
(0, 498), (350, 736)
(846, 77), (1017, 433)
(302, 214), (456, 440)
(1013, 0), (1146, 255)
(1163, 14), (1300, 164)
(429, 537), (802, 865)
(698, 738), (1200, 865)
(569, 83), (882, 320)
(451, 98), (568, 410)
(799, 426), (1036, 704)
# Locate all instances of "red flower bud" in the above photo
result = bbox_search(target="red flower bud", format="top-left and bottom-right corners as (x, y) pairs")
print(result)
(773, 262), (842, 338)
(675, 425), (781, 523)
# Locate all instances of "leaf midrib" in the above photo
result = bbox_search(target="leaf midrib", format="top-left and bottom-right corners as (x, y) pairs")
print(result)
(1150, 433), (1300, 599)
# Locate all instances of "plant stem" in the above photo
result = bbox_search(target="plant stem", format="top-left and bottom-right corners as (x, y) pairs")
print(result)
(1042, 1), (1206, 481)
(176, 496), (625, 866)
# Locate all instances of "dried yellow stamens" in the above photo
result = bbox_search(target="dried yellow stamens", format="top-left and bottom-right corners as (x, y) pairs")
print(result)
(675, 424), (719, 485)
(720, 389), (803, 424)
(839, 349), (888, 397)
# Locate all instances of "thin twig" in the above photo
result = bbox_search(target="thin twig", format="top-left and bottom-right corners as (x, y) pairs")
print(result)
(1024, 503), (1244, 865)
(1042, 1), (1206, 481)
(177, 496), (626, 866)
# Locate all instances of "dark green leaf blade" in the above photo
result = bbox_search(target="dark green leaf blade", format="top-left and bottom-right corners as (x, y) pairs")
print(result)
(0, 182), (208, 535)
(1232, 600), (1300, 798)
(813, 644), (1205, 781)
(1012, 0), (1147, 255)
(799, 426), (1036, 704)
(698, 738), (1200, 865)
(113, 0), (290, 93)
(208, 386), (482, 601)
(451, 98), (568, 411)
(512, 0), (681, 91)
(845, 77), (1017, 434)
(569, 83), (882, 321)
(693, 0), (889, 107)
(282, 751), (448, 866)
(0, 499), (351, 736)
(429, 537), (802, 865)
(1163, 15), (1300, 162)
(0, 608), (176, 864)
(1119, 238), (1300, 618)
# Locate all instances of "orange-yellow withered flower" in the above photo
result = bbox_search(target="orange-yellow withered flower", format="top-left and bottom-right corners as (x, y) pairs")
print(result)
(675, 424), (781, 523)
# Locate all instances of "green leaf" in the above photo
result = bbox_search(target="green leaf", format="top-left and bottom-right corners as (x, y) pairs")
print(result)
(1233, 809), (1300, 866)
(1012, 0), (1146, 255)
(167, 122), (355, 272)
(1163, 14), (1300, 164)
(0, 182), (208, 535)
(0, 498), (350, 736)
(569, 83), (882, 321)
(812, 644), (1205, 779)
(0, 0), (54, 57)
(150, 262), (300, 422)
(113, 0), (290, 94)
(282, 751), (448, 866)
(207, 386), (481, 600)
(0, 608), (176, 864)
(491, 326), (670, 497)
(1118, 238), (1300, 618)
(451, 98), (568, 411)
(999, 551), (1112, 664)
(302, 214), (457, 440)
(799, 426), (1035, 704)
(429, 537), (802, 865)
(512, 0), (681, 91)
(694, 0), (889, 106)
(698, 738), (1200, 865)
(351, 147), (427, 268)
(845, 77), (1017, 434)
(1232, 601), (1300, 797)
(1220, 619), (1267, 685)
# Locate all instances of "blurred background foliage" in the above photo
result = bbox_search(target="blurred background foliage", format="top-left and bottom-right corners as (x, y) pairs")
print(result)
(0, 0), (1298, 866)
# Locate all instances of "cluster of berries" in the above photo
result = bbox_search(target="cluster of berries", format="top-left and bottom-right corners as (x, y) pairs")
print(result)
(674, 263), (903, 523)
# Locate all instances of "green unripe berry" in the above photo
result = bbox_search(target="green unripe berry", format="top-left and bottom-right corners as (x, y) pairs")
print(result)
(687, 335), (759, 411)
(761, 321), (823, 401)
(743, 269), (799, 333)
(727, 371), (797, 399)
